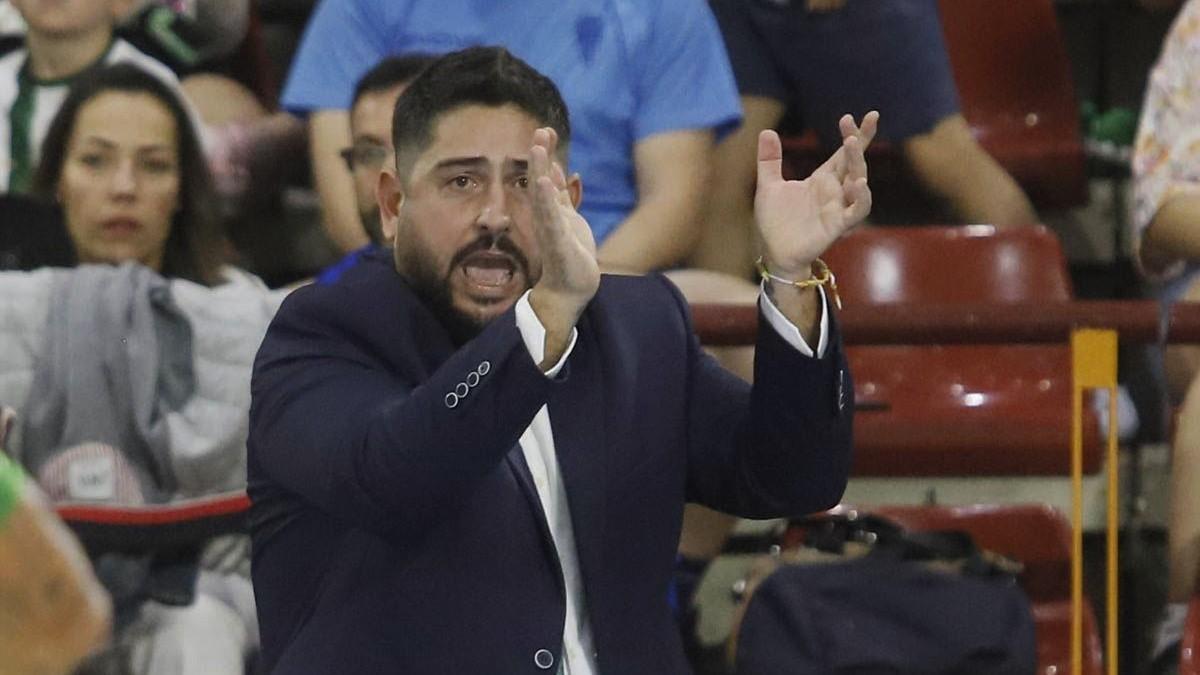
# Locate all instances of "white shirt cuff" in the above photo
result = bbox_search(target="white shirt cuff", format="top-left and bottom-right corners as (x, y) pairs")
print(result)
(758, 283), (829, 358)
(515, 290), (577, 377)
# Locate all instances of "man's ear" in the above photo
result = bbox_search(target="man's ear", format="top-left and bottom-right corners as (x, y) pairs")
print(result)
(567, 172), (583, 210)
(377, 168), (404, 242)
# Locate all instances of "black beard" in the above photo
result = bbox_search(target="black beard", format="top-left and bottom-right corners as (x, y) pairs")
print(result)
(395, 232), (533, 346)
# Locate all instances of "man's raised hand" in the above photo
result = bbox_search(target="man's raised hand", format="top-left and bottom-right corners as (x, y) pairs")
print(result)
(527, 127), (599, 366)
(754, 112), (877, 279)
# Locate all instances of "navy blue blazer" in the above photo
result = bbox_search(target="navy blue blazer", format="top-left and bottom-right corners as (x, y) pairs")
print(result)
(247, 254), (853, 674)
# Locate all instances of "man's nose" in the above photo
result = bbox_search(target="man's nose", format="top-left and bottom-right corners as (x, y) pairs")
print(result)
(476, 183), (512, 234)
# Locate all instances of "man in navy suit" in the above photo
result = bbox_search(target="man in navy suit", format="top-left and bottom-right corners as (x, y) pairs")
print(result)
(248, 46), (874, 674)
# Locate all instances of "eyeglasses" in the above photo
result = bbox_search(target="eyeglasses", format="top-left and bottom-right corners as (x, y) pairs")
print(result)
(339, 143), (391, 172)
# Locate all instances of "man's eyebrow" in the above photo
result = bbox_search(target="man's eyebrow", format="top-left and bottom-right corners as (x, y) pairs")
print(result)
(432, 157), (488, 172)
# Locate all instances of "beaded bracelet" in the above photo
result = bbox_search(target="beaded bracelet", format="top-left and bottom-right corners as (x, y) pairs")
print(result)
(0, 453), (24, 531)
(755, 256), (842, 310)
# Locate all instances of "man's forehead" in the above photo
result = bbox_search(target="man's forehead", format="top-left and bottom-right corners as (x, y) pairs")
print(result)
(412, 104), (541, 170)
(351, 83), (409, 135)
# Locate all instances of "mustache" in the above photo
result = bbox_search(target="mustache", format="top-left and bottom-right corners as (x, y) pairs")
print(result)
(447, 235), (531, 280)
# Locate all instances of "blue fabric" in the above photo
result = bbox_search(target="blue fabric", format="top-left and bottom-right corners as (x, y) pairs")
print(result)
(247, 256), (853, 673)
(711, 0), (960, 146)
(314, 243), (385, 286)
(281, 0), (742, 243)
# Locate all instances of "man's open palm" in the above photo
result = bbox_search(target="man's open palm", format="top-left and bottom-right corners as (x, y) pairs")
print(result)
(755, 112), (878, 277)
(530, 127), (599, 307)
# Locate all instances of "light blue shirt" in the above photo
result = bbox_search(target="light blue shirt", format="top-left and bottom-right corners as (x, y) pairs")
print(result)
(282, 0), (742, 243)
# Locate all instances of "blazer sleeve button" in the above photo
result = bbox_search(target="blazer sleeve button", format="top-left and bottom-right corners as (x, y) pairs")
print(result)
(444, 392), (459, 409)
(478, 360), (491, 376)
(533, 649), (554, 670)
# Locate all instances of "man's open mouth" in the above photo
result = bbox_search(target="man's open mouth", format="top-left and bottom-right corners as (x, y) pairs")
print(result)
(460, 251), (517, 289)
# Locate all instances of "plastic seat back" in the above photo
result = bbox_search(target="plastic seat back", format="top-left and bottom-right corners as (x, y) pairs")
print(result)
(826, 225), (1072, 304)
(937, 0), (1086, 209)
(824, 226), (1100, 476)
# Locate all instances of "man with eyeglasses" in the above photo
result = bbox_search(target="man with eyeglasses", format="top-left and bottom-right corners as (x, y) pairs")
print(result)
(316, 54), (434, 285)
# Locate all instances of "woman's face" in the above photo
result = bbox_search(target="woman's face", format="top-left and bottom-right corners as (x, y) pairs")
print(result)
(58, 91), (181, 272)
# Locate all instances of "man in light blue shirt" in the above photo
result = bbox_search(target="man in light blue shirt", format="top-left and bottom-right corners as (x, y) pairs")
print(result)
(282, 0), (741, 273)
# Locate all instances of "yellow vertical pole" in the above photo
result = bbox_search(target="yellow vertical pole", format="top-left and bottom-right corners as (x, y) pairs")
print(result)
(1107, 381), (1120, 675)
(1071, 380), (1084, 675)
(1072, 329), (1119, 675)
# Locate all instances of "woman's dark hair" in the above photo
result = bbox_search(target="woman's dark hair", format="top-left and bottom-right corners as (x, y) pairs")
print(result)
(31, 63), (224, 285)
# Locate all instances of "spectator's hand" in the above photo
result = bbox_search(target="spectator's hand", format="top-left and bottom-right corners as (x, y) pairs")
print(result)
(806, 0), (848, 12)
(754, 113), (875, 279)
(528, 127), (599, 360)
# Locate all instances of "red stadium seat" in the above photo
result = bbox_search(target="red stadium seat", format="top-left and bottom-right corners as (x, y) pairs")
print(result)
(1180, 594), (1200, 675)
(55, 490), (251, 551)
(823, 225), (1102, 476)
(937, 0), (1086, 209)
(781, 0), (1086, 212)
(872, 503), (1104, 675)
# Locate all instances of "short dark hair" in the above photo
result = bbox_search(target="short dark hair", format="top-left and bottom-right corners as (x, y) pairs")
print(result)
(352, 54), (435, 111)
(31, 63), (224, 286)
(391, 46), (570, 176)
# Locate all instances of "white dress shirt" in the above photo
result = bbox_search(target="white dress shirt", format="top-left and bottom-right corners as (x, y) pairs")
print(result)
(511, 285), (828, 674)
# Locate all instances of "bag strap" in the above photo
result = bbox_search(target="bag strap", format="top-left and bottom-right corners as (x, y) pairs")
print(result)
(789, 513), (1021, 578)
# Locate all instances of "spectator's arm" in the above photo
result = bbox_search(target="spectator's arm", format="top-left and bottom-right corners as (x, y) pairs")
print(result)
(1131, 0), (1200, 278)
(0, 458), (111, 675)
(278, 0), (391, 254)
(597, 129), (713, 273)
(310, 110), (370, 253)
(600, 0), (739, 273)
(1142, 191), (1200, 274)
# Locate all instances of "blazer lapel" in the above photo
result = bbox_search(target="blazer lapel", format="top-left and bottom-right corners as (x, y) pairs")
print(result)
(504, 446), (564, 592)
(547, 318), (608, 589)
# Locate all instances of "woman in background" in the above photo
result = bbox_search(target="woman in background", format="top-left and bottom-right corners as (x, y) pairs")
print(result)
(30, 61), (225, 285)
(7, 62), (279, 675)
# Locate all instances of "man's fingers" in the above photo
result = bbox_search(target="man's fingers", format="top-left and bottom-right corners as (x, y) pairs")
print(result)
(530, 132), (550, 182)
(551, 160), (568, 191)
(757, 129), (784, 190)
(859, 110), (880, 148)
(838, 114), (857, 141)
(843, 177), (872, 226)
(838, 111), (880, 151)
(533, 175), (564, 242)
(842, 134), (866, 187)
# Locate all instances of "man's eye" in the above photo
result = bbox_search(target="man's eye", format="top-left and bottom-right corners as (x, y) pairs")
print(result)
(452, 176), (472, 188)
(78, 154), (107, 168)
(515, 176), (530, 189)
